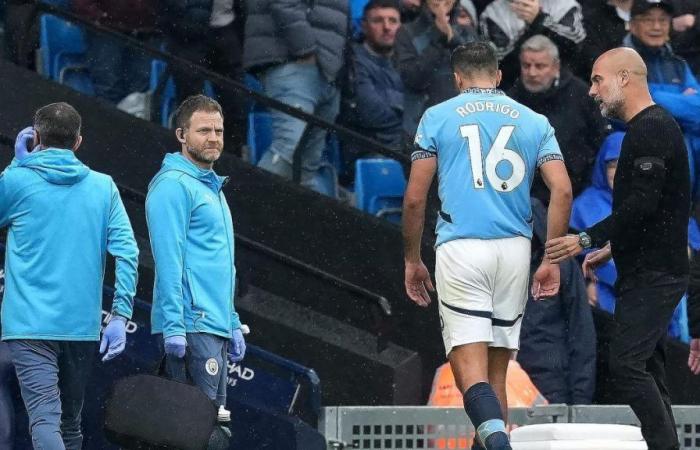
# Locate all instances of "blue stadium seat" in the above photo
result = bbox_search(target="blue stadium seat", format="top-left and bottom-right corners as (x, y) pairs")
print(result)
(324, 133), (343, 175)
(245, 73), (263, 93)
(350, 0), (370, 38)
(354, 158), (406, 223)
(39, 14), (88, 80)
(149, 59), (177, 127)
(247, 110), (273, 165)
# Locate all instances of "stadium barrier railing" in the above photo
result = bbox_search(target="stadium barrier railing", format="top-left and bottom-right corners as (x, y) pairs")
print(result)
(320, 405), (700, 449)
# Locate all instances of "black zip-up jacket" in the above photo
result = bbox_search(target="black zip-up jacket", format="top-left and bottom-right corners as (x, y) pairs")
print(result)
(587, 105), (690, 279)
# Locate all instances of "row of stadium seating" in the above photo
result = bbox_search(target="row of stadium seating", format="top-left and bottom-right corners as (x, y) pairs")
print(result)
(38, 13), (407, 223)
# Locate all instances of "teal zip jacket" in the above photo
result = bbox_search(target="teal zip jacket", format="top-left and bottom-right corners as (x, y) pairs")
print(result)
(0, 149), (139, 341)
(146, 153), (241, 339)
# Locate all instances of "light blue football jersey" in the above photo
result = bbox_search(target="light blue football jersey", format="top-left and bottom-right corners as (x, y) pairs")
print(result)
(413, 88), (563, 246)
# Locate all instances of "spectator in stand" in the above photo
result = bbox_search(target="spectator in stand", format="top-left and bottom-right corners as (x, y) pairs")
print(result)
(518, 198), (596, 405)
(579, 0), (632, 79)
(671, 0), (700, 76)
(624, 0), (700, 137)
(508, 35), (607, 204)
(395, 0), (478, 137)
(480, 0), (586, 89)
(351, 0), (422, 35)
(456, 0), (479, 28)
(342, 0), (405, 177)
(243, 0), (348, 193)
(158, 0), (247, 155)
(73, 0), (157, 104)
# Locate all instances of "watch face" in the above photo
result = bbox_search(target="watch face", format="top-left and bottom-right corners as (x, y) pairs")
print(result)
(580, 234), (591, 248)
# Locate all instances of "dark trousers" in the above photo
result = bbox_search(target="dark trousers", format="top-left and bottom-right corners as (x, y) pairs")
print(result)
(85, 31), (154, 103)
(8, 340), (96, 450)
(0, 342), (15, 449)
(162, 333), (229, 407)
(166, 22), (246, 156)
(609, 271), (688, 450)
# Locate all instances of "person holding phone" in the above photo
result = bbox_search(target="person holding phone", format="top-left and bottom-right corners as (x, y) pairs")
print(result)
(0, 102), (139, 449)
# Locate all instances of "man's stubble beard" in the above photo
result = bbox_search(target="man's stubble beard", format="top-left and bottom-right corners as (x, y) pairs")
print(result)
(599, 82), (625, 120)
(186, 144), (223, 165)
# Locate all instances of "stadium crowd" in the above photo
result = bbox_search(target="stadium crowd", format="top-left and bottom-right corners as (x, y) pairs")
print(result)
(1, 0), (700, 416)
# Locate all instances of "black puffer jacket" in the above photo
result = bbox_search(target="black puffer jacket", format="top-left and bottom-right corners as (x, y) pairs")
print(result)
(243, 0), (348, 82)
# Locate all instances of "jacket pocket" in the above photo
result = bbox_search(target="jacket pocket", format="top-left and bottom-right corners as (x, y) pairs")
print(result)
(185, 268), (200, 310)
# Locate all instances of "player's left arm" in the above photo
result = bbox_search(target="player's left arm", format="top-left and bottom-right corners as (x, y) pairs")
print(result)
(532, 123), (572, 297)
(540, 159), (573, 244)
(402, 154), (436, 307)
(533, 158), (572, 298)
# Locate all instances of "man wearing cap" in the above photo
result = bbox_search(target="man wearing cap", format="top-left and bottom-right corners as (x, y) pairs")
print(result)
(625, 0), (700, 136)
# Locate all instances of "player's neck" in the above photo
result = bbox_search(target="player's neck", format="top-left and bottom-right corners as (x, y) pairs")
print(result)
(460, 82), (498, 90)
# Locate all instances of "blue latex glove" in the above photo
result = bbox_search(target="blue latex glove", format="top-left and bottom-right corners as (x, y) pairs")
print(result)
(228, 328), (246, 363)
(14, 126), (35, 160)
(164, 335), (187, 358)
(99, 316), (127, 362)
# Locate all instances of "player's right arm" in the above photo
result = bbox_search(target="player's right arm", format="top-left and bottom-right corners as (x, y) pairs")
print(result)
(403, 156), (436, 307)
(403, 113), (437, 307)
(146, 176), (191, 338)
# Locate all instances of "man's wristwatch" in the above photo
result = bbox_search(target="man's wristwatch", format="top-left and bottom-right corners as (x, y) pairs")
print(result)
(578, 232), (592, 250)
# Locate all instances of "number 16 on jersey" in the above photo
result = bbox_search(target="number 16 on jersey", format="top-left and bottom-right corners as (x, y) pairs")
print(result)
(460, 124), (525, 193)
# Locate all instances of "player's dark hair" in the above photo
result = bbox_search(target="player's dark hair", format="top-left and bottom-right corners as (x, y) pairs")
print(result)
(451, 41), (499, 77)
(363, 0), (400, 17)
(174, 94), (224, 130)
(33, 102), (81, 149)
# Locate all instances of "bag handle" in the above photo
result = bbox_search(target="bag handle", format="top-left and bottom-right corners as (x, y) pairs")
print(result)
(155, 353), (196, 383)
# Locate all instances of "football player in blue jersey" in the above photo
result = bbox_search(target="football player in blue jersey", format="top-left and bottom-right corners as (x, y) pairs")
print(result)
(403, 42), (572, 450)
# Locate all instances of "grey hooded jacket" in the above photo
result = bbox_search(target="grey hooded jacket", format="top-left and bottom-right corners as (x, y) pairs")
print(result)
(243, 0), (349, 82)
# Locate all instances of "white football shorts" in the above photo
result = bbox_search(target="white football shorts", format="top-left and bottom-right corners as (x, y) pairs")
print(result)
(435, 236), (531, 355)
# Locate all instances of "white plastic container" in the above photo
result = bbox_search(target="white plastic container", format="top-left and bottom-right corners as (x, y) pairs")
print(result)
(511, 423), (647, 450)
